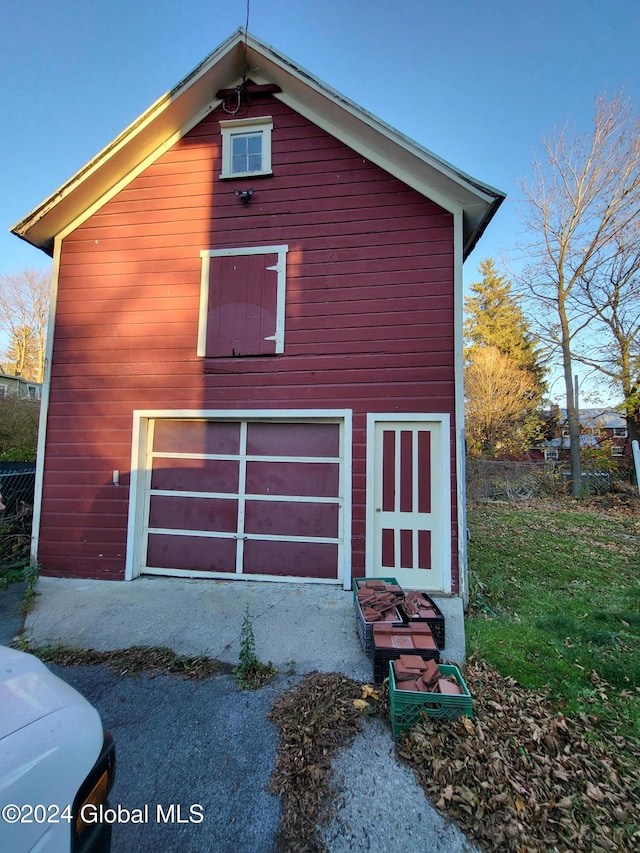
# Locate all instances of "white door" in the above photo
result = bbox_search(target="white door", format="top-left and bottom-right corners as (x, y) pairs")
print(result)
(367, 415), (451, 592)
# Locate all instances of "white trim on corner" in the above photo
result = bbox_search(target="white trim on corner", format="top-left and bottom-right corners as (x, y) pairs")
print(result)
(453, 211), (468, 606)
(125, 408), (353, 587)
(198, 245), (289, 356)
(30, 241), (60, 565)
(364, 412), (452, 593)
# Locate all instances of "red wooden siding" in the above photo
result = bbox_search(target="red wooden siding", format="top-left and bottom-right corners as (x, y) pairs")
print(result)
(39, 94), (459, 588)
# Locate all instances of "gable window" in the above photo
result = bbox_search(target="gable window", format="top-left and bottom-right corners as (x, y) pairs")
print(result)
(220, 117), (273, 178)
(198, 245), (288, 358)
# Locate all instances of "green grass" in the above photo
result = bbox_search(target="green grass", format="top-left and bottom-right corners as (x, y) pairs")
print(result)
(466, 499), (640, 741)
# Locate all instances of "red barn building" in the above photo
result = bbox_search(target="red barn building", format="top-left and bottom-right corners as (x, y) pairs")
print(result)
(12, 31), (503, 602)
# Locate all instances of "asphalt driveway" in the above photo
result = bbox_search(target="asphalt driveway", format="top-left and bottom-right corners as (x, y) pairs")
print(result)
(49, 663), (476, 853)
(50, 664), (284, 853)
(2, 578), (476, 852)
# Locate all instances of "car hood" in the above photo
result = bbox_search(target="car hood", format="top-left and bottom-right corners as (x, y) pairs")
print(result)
(0, 646), (97, 740)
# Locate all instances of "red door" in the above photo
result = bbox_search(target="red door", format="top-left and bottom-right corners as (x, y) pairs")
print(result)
(206, 253), (279, 357)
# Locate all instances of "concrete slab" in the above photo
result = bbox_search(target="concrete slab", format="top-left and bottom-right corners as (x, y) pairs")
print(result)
(23, 576), (466, 678)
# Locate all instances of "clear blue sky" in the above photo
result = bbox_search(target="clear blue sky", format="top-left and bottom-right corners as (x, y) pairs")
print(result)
(2, 0), (639, 399)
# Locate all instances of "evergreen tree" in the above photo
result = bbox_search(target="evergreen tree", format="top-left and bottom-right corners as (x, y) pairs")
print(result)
(464, 259), (544, 384)
(464, 260), (547, 456)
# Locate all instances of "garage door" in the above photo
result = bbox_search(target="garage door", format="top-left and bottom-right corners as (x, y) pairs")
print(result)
(141, 418), (345, 582)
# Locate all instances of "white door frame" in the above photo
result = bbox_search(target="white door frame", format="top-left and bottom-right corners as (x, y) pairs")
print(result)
(365, 413), (451, 593)
(125, 409), (352, 588)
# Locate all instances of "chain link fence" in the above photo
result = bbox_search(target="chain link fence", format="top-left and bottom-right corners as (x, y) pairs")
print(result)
(466, 458), (633, 502)
(0, 466), (36, 582)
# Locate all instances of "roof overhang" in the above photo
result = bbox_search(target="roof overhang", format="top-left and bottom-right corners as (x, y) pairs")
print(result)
(11, 30), (505, 260)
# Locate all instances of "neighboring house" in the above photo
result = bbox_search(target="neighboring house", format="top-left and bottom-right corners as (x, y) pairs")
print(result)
(539, 407), (631, 464)
(11, 30), (504, 601)
(0, 372), (42, 401)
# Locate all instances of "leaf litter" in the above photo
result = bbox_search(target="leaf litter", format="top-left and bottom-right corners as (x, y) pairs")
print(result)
(396, 657), (640, 851)
(266, 654), (640, 852)
(268, 671), (372, 852)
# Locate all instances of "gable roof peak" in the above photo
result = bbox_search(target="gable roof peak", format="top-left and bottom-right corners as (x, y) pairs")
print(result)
(12, 29), (504, 258)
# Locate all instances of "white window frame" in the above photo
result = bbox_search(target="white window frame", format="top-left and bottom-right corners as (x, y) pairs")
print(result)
(613, 427), (628, 438)
(220, 116), (273, 179)
(544, 448), (559, 462)
(611, 444), (624, 457)
(198, 245), (288, 357)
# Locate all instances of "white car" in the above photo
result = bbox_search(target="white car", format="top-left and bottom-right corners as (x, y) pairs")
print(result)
(0, 645), (116, 852)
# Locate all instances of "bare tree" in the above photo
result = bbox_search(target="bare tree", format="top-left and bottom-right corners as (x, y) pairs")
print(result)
(521, 93), (640, 496)
(0, 268), (50, 383)
(573, 233), (640, 443)
(464, 346), (542, 457)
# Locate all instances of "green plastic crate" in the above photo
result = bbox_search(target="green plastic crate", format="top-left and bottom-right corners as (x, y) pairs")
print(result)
(389, 662), (473, 736)
(352, 576), (401, 607)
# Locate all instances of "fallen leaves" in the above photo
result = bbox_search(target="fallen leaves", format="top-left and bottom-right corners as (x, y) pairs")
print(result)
(268, 671), (376, 852)
(396, 657), (640, 851)
(28, 643), (232, 679)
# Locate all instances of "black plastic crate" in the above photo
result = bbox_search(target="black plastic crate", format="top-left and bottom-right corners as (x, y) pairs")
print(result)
(354, 595), (404, 657)
(372, 635), (440, 684)
(399, 591), (446, 650)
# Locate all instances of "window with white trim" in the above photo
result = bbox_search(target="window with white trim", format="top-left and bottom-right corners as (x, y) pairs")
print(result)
(544, 448), (559, 462)
(611, 444), (624, 457)
(220, 117), (273, 178)
(198, 245), (288, 358)
(613, 426), (628, 437)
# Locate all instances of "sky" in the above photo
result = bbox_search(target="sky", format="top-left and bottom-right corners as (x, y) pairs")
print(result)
(1, 0), (639, 402)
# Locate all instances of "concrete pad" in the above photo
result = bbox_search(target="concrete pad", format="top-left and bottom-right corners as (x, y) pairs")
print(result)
(23, 577), (466, 678)
(322, 717), (479, 853)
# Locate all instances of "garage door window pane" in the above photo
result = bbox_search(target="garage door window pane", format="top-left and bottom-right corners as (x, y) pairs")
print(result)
(151, 458), (239, 493)
(147, 534), (236, 573)
(149, 495), (238, 532)
(153, 420), (240, 455)
(245, 461), (340, 497)
(246, 422), (340, 457)
(244, 500), (339, 538)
